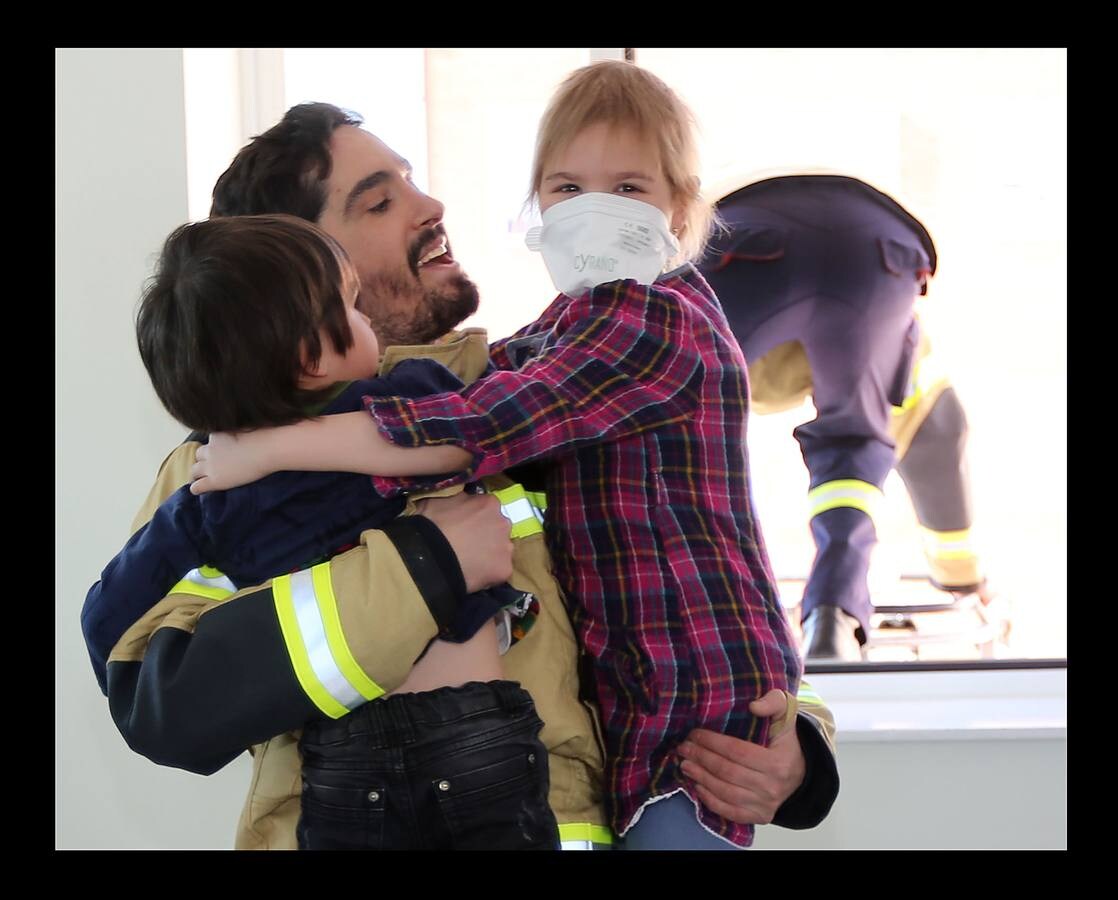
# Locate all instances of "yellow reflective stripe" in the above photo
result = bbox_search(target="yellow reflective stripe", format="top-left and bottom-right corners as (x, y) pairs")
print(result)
(168, 579), (234, 602)
(892, 352), (950, 413)
(492, 485), (540, 519)
(509, 517), (544, 539)
(310, 563), (384, 703)
(527, 491), (548, 513)
(169, 566), (236, 601)
(921, 527), (977, 560)
(272, 573), (349, 720)
(558, 823), (614, 846)
(492, 484), (545, 537)
(796, 684), (822, 704)
(924, 528), (972, 543)
(807, 479), (882, 521)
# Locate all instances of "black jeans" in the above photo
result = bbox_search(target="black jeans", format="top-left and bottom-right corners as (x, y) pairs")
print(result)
(297, 680), (559, 850)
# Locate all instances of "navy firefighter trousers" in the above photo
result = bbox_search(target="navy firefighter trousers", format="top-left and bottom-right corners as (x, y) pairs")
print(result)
(700, 175), (936, 640)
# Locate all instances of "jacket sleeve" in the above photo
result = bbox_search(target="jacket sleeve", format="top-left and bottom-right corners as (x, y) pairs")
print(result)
(365, 280), (704, 491)
(772, 679), (840, 829)
(101, 445), (468, 776)
(81, 484), (211, 695)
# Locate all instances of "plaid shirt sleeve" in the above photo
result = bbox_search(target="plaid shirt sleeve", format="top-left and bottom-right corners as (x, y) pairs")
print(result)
(365, 279), (705, 495)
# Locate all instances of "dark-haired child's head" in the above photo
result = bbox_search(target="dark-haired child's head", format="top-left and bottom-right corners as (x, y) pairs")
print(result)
(136, 214), (380, 433)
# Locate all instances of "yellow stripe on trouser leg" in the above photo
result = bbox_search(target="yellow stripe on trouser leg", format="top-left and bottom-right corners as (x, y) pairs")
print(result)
(807, 479), (883, 522)
(921, 527), (983, 587)
(559, 823), (614, 849)
(921, 527), (977, 560)
(273, 571), (354, 719)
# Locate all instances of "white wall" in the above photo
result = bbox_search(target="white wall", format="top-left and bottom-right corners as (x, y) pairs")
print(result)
(757, 736), (1066, 850)
(55, 47), (1066, 851)
(56, 47), (249, 850)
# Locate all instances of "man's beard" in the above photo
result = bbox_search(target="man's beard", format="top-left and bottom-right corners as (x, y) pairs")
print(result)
(359, 266), (479, 348)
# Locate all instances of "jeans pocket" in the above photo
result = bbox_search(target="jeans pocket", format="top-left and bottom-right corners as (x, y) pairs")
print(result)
(297, 777), (387, 850)
(432, 731), (559, 850)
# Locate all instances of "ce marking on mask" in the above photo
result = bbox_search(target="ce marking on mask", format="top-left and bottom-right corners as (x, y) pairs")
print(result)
(618, 221), (655, 254)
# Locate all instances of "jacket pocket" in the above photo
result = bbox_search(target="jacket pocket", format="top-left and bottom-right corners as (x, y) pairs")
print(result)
(711, 226), (787, 270)
(878, 237), (931, 281)
(887, 318), (922, 408)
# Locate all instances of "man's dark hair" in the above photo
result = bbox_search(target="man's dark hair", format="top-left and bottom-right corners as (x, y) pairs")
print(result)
(210, 103), (363, 220)
(136, 215), (355, 433)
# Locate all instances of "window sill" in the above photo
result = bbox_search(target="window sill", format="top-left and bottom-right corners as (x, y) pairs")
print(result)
(807, 664), (1067, 743)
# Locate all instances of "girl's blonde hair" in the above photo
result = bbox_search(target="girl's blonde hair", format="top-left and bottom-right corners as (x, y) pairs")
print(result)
(529, 60), (714, 265)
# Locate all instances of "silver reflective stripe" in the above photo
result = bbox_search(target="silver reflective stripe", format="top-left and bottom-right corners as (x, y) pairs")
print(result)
(499, 496), (537, 525)
(181, 567), (237, 593)
(288, 569), (364, 710)
(922, 528), (977, 559)
(560, 840), (597, 850)
(807, 479), (882, 522)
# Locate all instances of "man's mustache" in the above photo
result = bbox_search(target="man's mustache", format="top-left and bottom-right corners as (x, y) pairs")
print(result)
(407, 226), (448, 275)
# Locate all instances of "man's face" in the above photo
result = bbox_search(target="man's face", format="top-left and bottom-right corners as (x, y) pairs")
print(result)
(317, 126), (479, 348)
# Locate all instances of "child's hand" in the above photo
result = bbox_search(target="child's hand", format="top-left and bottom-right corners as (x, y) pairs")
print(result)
(190, 431), (274, 494)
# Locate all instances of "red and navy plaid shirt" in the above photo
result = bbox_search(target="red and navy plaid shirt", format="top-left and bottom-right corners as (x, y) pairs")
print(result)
(367, 264), (802, 847)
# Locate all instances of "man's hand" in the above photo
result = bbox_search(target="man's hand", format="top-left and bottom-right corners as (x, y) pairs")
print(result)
(414, 492), (514, 593)
(677, 689), (806, 825)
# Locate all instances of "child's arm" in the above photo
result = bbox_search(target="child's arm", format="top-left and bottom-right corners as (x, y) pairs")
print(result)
(192, 280), (701, 494)
(189, 411), (472, 494)
(81, 485), (211, 692)
(368, 279), (705, 489)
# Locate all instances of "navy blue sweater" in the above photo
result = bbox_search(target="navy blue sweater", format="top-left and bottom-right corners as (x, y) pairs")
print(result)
(81, 358), (506, 693)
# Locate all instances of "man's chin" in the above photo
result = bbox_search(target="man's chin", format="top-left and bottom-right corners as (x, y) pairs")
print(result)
(430, 273), (480, 329)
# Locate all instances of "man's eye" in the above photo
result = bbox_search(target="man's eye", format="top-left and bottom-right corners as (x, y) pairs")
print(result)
(369, 198), (391, 214)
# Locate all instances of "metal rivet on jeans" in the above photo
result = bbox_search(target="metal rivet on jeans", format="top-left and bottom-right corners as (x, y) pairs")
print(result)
(438, 780), (451, 792)
(527, 753), (536, 764)
(367, 791), (379, 803)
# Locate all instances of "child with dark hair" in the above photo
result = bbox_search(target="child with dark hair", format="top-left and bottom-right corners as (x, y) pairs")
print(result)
(82, 213), (560, 850)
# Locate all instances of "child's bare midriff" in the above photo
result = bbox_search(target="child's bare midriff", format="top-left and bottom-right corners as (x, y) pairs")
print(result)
(387, 618), (504, 696)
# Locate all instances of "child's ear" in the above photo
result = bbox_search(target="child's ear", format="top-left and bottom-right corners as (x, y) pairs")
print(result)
(297, 348), (331, 388)
(671, 176), (700, 236)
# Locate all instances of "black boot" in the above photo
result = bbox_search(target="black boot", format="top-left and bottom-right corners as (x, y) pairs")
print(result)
(802, 606), (864, 662)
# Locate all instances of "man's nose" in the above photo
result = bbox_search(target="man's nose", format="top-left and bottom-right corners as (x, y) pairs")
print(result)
(411, 185), (445, 229)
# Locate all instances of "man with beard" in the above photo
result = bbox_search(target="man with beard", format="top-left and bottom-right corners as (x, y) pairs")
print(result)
(89, 103), (838, 848)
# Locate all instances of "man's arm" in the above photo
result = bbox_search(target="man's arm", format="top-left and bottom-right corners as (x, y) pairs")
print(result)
(102, 442), (513, 775)
(106, 518), (453, 774)
(82, 484), (211, 694)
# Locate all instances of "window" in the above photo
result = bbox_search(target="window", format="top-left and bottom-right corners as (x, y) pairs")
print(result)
(204, 47), (1066, 666)
(640, 48), (1066, 666)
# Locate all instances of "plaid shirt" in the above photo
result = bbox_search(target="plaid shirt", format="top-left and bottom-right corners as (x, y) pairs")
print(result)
(367, 264), (802, 847)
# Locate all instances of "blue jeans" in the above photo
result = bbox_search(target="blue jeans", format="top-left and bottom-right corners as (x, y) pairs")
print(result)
(297, 680), (559, 850)
(619, 792), (744, 851)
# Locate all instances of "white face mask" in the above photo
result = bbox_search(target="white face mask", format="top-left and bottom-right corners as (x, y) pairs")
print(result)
(525, 192), (680, 298)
